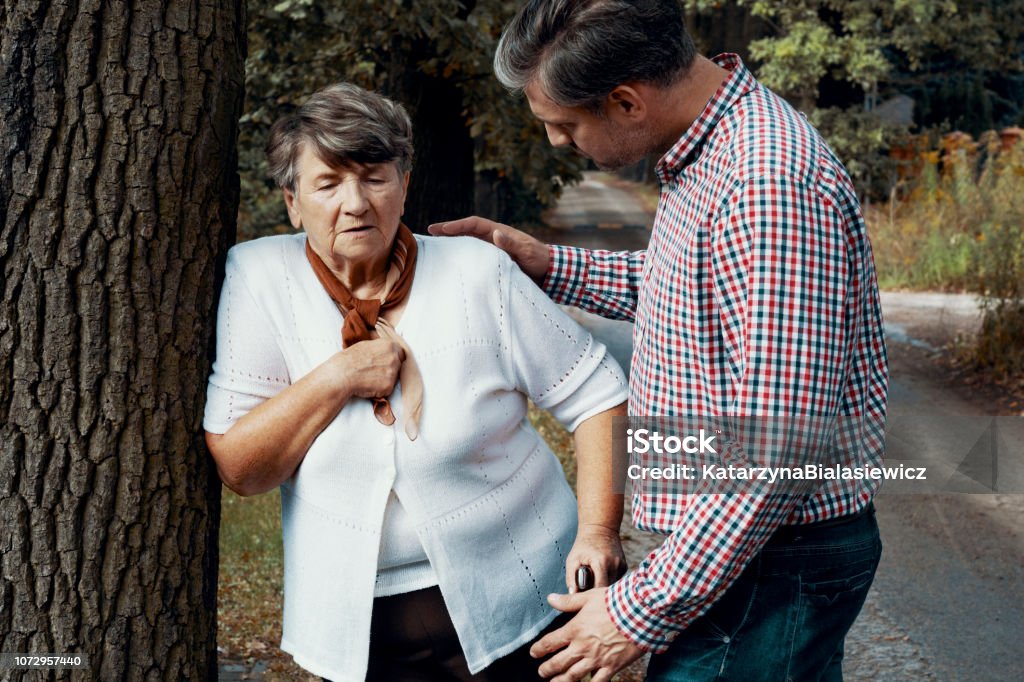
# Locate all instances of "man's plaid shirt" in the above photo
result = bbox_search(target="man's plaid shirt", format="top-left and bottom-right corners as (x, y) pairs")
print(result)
(543, 55), (889, 651)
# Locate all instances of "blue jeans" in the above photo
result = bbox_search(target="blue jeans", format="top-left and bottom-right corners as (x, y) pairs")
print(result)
(646, 505), (882, 682)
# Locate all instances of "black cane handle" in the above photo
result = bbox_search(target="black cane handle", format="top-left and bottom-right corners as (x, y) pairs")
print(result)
(575, 565), (595, 591)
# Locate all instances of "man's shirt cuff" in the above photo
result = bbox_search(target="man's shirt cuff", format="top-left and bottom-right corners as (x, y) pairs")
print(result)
(606, 570), (688, 653)
(543, 245), (588, 307)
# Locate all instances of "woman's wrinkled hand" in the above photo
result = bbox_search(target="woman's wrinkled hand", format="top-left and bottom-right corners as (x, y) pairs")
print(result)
(336, 338), (405, 399)
(566, 524), (627, 593)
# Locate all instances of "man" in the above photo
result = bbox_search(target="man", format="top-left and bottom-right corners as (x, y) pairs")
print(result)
(430, 1), (888, 680)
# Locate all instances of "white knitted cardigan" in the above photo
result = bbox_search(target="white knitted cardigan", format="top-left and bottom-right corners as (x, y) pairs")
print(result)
(204, 233), (628, 681)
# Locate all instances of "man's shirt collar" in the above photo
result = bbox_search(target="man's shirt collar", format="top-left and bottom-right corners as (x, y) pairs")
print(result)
(656, 53), (756, 182)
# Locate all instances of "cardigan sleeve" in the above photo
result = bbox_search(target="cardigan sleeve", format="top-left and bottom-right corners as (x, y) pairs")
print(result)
(504, 256), (628, 432)
(203, 248), (291, 434)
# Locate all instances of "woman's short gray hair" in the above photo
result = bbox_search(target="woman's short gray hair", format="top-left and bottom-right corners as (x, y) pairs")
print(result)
(266, 83), (414, 191)
(494, 0), (696, 111)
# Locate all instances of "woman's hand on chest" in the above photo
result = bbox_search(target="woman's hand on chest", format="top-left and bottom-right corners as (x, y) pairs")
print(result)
(334, 337), (405, 400)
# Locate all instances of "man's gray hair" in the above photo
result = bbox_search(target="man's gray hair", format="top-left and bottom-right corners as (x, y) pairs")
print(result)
(494, 0), (696, 111)
(266, 83), (414, 191)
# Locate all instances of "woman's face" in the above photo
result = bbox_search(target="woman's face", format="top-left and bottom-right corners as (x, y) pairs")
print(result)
(284, 146), (410, 279)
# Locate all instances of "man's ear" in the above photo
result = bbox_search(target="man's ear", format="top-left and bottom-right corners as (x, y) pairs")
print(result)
(283, 187), (302, 229)
(605, 85), (647, 122)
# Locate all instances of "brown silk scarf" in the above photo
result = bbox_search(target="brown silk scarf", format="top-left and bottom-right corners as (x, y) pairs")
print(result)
(305, 224), (423, 440)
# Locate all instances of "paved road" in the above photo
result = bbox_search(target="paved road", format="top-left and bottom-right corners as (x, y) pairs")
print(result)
(548, 173), (1024, 681)
(542, 173), (653, 230)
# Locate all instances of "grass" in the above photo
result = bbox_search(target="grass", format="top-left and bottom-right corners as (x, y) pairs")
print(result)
(869, 202), (977, 292)
(218, 491), (316, 680)
(867, 136), (1024, 380)
(868, 137), (1023, 292)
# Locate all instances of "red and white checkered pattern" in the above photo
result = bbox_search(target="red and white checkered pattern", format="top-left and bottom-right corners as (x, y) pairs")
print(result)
(543, 55), (889, 651)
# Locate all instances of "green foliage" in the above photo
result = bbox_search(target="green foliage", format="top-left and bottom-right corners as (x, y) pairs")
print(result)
(240, 0), (585, 239)
(808, 106), (899, 196)
(684, 1), (1024, 196)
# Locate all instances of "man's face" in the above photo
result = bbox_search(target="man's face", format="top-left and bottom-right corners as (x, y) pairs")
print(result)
(524, 81), (657, 170)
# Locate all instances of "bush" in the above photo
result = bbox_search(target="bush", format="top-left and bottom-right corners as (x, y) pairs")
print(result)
(971, 142), (1024, 376)
(868, 131), (1024, 377)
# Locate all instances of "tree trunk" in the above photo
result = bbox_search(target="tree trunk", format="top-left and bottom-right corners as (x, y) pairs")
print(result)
(380, 2), (477, 234)
(402, 70), (476, 233)
(0, 1), (245, 679)
(686, 1), (767, 65)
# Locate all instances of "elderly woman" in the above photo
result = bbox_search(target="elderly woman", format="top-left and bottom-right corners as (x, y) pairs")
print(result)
(204, 83), (628, 682)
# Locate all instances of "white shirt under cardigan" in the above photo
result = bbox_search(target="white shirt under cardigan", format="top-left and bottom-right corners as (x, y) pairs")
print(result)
(204, 233), (628, 681)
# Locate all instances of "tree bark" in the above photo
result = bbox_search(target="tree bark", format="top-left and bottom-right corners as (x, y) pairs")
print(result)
(0, 1), (245, 679)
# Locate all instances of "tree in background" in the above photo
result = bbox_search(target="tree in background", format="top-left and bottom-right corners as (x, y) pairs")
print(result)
(240, 1), (1024, 235)
(0, 0), (244, 678)
(241, 0), (587, 237)
(685, 0), (1024, 196)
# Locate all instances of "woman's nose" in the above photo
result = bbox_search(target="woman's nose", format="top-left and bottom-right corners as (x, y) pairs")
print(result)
(340, 180), (369, 215)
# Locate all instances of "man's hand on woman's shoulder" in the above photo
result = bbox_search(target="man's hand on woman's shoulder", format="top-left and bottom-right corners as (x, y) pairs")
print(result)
(427, 216), (551, 284)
